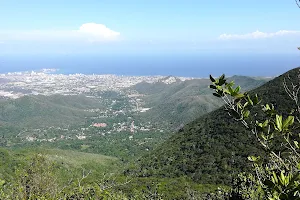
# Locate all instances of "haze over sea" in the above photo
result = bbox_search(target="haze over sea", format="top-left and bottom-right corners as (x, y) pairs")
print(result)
(0, 53), (299, 77)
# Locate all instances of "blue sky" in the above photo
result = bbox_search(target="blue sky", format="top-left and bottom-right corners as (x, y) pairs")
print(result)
(0, 0), (299, 55)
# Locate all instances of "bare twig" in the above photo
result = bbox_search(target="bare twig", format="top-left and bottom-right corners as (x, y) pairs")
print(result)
(77, 169), (91, 187)
(296, 0), (300, 8)
(283, 75), (300, 113)
(97, 173), (131, 191)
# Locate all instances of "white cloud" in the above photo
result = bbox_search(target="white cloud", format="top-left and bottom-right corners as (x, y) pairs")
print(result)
(218, 30), (300, 40)
(78, 23), (120, 41)
(0, 23), (120, 43)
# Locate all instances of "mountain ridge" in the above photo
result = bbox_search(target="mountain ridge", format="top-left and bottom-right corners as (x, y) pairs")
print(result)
(132, 75), (270, 128)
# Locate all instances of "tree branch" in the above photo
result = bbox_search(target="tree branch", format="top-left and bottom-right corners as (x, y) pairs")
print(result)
(296, 0), (300, 8)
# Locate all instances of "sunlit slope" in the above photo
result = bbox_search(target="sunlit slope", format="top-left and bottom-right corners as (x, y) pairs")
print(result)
(133, 76), (269, 127)
(0, 95), (103, 128)
(0, 147), (120, 181)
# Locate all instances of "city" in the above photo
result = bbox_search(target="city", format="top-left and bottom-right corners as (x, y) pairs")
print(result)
(0, 69), (194, 149)
(0, 68), (192, 99)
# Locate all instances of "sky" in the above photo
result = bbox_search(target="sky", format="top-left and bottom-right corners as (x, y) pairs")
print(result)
(0, 0), (300, 55)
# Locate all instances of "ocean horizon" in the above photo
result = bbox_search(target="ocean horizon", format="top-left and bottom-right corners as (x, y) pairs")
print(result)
(0, 53), (299, 77)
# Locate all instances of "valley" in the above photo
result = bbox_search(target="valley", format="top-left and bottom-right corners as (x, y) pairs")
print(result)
(0, 1), (298, 199)
(0, 69), (269, 159)
(0, 68), (274, 198)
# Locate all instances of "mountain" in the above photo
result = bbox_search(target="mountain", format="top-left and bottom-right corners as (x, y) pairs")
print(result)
(0, 94), (103, 128)
(130, 68), (298, 185)
(132, 76), (269, 128)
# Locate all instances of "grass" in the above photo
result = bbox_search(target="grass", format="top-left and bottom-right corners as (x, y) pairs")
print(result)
(8, 147), (122, 183)
(41, 148), (118, 167)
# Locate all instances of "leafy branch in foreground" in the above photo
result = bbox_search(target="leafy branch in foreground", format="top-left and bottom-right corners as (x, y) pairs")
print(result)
(210, 74), (300, 199)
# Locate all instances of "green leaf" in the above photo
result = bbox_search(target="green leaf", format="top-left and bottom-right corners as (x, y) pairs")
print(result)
(219, 78), (226, 86)
(243, 102), (249, 108)
(248, 156), (260, 162)
(236, 102), (242, 109)
(227, 85), (234, 95)
(275, 115), (283, 132)
(272, 171), (279, 184)
(257, 122), (263, 128)
(234, 93), (245, 99)
(262, 120), (269, 127)
(283, 116), (294, 130)
(217, 74), (226, 86)
(234, 86), (241, 94)
(243, 110), (250, 119)
(216, 85), (222, 90)
(217, 90), (223, 96)
(264, 104), (270, 111)
(253, 94), (259, 105)
(225, 81), (234, 88)
(247, 95), (253, 106)
(209, 75), (215, 82)
(213, 93), (221, 97)
(209, 85), (217, 89)
(220, 74), (225, 80)
(261, 133), (267, 141)
(280, 171), (287, 186)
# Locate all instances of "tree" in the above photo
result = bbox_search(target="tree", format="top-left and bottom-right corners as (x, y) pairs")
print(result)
(210, 73), (300, 199)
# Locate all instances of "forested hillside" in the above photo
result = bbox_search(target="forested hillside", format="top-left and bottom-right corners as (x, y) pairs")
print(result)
(131, 68), (298, 185)
(133, 76), (269, 128)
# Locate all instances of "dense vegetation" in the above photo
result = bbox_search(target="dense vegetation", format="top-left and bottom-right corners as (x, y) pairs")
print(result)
(209, 71), (300, 199)
(133, 76), (269, 128)
(0, 73), (284, 199)
(0, 147), (227, 199)
(14, 130), (170, 162)
(131, 68), (298, 186)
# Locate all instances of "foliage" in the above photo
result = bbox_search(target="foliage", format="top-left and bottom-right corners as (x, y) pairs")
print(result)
(133, 76), (268, 128)
(129, 68), (299, 186)
(0, 153), (132, 199)
(0, 73), (283, 199)
(0, 148), (223, 199)
(209, 71), (300, 199)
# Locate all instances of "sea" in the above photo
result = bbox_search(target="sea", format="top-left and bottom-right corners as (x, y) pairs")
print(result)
(0, 53), (299, 77)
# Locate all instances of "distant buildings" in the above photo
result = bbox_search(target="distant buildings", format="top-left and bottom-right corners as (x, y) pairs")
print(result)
(0, 69), (193, 99)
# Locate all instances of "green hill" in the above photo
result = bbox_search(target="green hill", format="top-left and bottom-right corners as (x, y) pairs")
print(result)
(0, 94), (103, 128)
(133, 76), (269, 128)
(130, 68), (297, 185)
(0, 146), (121, 199)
